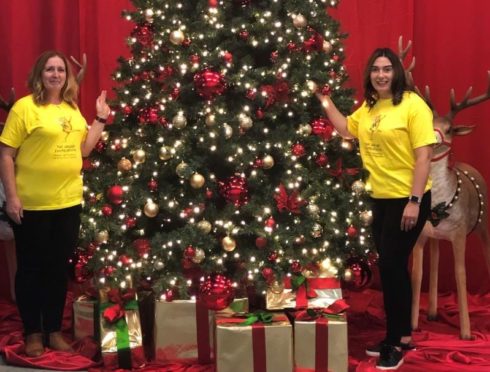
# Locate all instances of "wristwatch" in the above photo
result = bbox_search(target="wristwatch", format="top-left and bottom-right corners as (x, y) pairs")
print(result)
(408, 195), (422, 204)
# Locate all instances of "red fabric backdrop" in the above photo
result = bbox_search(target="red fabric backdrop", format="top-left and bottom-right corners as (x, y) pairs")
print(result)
(0, 0), (489, 296)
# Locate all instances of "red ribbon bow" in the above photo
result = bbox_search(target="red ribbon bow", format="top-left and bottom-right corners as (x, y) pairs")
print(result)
(102, 288), (137, 324)
(274, 184), (307, 214)
(328, 159), (359, 178)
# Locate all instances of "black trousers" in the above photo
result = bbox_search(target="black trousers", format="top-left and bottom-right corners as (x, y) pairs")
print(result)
(11, 205), (81, 335)
(371, 191), (431, 345)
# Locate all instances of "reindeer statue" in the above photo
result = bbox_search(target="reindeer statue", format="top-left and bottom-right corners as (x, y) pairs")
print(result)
(398, 37), (490, 339)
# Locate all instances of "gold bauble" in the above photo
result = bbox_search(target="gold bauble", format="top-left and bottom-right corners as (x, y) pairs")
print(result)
(191, 248), (205, 263)
(298, 123), (312, 136)
(323, 40), (332, 53)
(176, 162), (189, 178)
(351, 180), (366, 195)
(159, 146), (173, 161)
(172, 113), (187, 129)
(262, 155), (274, 169)
(344, 268), (353, 282)
(269, 280), (284, 294)
(96, 230), (109, 243)
(100, 131), (110, 142)
(190, 173), (205, 189)
(311, 223), (323, 238)
(307, 204), (320, 217)
(205, 114), (216, 126)
(292, 13), (307, 28)
(169, 30), (185, 45)
(133, 149), (146, 163)
(197, 220), (212, 234)
(360, 210), (373, 226)
(117, 158), (132, 172)
(222, 236), (236, 252)
(154, 260), (165, 269)
(239, 114), (253, 130)
(341, 140), (354, 151)
(223, 124), (233, 139)
(144, 201), (159, 218)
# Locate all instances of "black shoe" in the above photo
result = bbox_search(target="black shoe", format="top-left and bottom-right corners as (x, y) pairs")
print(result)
(376, 344), (404, 370)
(366, 340), (416, 357)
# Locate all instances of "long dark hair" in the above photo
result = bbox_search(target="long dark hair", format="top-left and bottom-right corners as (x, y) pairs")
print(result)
(363, 47), (408, 108)
(27, 50), (78, 107)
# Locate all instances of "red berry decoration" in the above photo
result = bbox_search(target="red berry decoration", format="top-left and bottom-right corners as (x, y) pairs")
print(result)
(148, 178), (158, 192)
(291, 143), (306, 157)
(239, 30), (249, 40)
(125, 216), (137, 229)
(101, 204), (113, 217)
(315, 153), (329, 167)
(107, 185), (124, 205)
(194, 69), (226, 100)
(268, 251), (278, 263)
(184, 245), (196, 258)
(199, 273), (235, 310)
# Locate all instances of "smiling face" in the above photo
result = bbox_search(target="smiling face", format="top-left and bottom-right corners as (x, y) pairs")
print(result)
(41, 56), (67, 100)
(370, 56), (394, 99)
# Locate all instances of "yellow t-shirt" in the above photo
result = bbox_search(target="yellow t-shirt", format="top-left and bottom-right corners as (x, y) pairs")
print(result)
(347, 92), (436, 198)
(0, 95), (88, 210)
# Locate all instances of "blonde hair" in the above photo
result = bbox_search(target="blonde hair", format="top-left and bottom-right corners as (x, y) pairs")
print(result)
(27, 50), (79, 107)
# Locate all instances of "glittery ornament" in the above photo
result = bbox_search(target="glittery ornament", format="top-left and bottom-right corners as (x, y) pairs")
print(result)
(262, 155), (274, 169)
(292, 14), (307, 28)
(322, 40), (332, 53)
(315, 153), (329, 167)
(222, 236), (236, 252)
(346, 225), (358, 238)
(172, 113), (187, 129)
(176, 162), (190, 178)
(184, 245), (196, 258)
(360, 210), (373, 226)
(133, 238), (151, 257)
(96, 230), (109, 243)
(311, 118), (334, 142)
(205, 114), (216, 126)
(159, 146), (173, 161)
(351, 180), (365, 194)
(144, 201), (159, 217)
(291, 143), (306, 157)
(148, 178), (158, 192)
(311, 223), (323, 238)
(191, 248), (205, 263)
(101, 204), (113, 217)
(133, 149), (146, 163)
(291, 261), (302, 273)
(343, 257), (372, 291)
(298, 123), (312, 136)
(125, 216), (137, 229)
(218, 175), (249, 207)
(197, 220), (212, 234)
(117, 158), (132, 172)
(131, 23), (154, 47)
(194, 69), (226, 100)
(169, 30), (185, 45)
(199, 274), (234, 310)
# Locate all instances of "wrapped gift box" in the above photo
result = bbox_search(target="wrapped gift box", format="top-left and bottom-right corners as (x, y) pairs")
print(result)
(266, 277), (342, 310)
(216, 313), (293, 372)
(99, 288), (146, 369)
(73, 294), (99, 340)
(154, 297), (248, 363)
(294, 315), (348, 372)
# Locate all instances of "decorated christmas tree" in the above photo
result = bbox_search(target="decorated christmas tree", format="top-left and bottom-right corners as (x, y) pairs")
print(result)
(77, 0), (374, 308)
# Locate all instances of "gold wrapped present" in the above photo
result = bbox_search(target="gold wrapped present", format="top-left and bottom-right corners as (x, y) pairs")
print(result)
(216, 312), (293, 372)
(99, 287), (146, 369)
(266, 277), (342, 310)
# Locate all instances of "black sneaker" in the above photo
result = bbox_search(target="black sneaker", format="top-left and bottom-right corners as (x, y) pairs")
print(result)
(376, 344), (404, 370)
(366, 340), (416, 357)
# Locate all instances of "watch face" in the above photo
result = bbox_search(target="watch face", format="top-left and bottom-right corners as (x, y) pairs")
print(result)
(410, 195), (421, 203)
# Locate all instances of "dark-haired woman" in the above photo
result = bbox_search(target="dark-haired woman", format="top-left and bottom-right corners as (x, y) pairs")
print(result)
(317, 48), (436, 370)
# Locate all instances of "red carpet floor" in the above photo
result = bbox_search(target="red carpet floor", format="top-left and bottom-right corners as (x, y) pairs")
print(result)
(1, 289), (490, 371)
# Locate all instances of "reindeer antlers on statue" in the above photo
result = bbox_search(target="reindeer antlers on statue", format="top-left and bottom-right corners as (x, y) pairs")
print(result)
(70, 53), (87, 85)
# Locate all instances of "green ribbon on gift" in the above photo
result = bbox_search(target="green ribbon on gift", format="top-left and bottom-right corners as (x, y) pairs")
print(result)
(100, 299), (139, 369)
(241, 311), (274, 326)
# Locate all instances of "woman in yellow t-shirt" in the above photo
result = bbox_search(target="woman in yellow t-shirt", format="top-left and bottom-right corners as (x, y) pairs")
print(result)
(0, 50), (110, 357)
(317, 48), (436, 370)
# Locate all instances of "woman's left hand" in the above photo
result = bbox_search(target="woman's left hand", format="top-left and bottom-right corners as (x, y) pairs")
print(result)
(96, 90), (111, 119)
(401, 202), (420, 231)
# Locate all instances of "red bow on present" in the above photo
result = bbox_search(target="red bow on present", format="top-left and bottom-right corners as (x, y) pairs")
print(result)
(294, 299), (349, 321)
(328, 159), (359, 178)
(274, 184), (307, 214)
(103, 288), (137, 324)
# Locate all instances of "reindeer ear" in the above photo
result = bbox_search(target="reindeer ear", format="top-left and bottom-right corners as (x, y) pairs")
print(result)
(451, 125), (476, 137)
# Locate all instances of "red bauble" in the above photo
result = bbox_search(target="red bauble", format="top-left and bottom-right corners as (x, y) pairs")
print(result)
(131, 23), (154, 47)
(133, 238), (151, 257)
(101, 204), (113, 217)
(315, 153), (329, 167)
(265, 217), (276, 228)
(291, 261), (302, 273)
(122, 106), (132, 115)
(148, 178), (158, 192)
(103, 266), (116, 276)
(255, 236), (267, 249)
(291, 143), (306, 157)
(218, 175), (249, 207)
(253, 158), (264, 168)
(107, 185), (124, 205)
(267, 251), (278, 263)
(182, 38), (192, 47)
(138, 107), (159, 125)
(239, 30), (249, 40)
(184, 245), (196, 258)
(261, 267), (274, 282)
(95, 140), (106, 153)
(287, 42), (297, 52)
(223, 51), (233, 63)
(346, 225), (358, 238)
(256, 108), (264, 119)
(311, 118), (334, 142)
(205, 189), (214, 199)
(343, 257), (373, 291)
(199, 273), (235, 310)
(165, 289), (175, 302)
(170, 86), (180, 100)
(193, 69), (226, 100)
(270, 51), (279, 62)
(190, 54), (200, 64)
(120, 255), (131, 266)
(208, 0), (218, 7)
(125, 216), (137, 229)
(246, 89), (256, 100)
